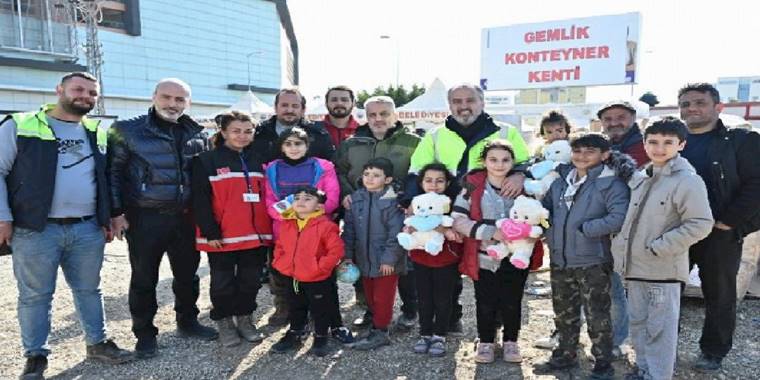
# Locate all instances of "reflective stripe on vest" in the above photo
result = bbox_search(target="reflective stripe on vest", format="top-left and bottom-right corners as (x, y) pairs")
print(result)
(12, 104), (107, 153)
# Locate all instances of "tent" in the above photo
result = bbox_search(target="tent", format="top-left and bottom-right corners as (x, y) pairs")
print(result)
(397, 78), (449, 124)
(229, 90), (274, 115)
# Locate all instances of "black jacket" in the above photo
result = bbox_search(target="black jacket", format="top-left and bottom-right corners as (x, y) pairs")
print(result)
(250, 116), (335, 163)
(108, 109), (208, 214)
(700, 120), (760, 236)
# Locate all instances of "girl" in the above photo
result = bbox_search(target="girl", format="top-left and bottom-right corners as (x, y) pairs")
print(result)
(407, 163), (463, 357)
(191, 111), (273, 347)
(451, 140), (531, 364)
(533, 109), (572, 159)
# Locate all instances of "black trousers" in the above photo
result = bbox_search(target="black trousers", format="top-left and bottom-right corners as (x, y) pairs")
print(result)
(328, 273), (344, 328)
(207, 248), (267, 320)
(451, 275), (463, 324)
(126, 208), (200, 339)
(689, 228), (743, 358)
(284, 275), (336, 336)
(398, 269), (418, 317)
(414, 262), (459, 336)
(474, 259), (529, 343)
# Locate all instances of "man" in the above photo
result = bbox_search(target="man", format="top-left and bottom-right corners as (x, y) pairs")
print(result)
(678, 83), (760, 372)
(315, 85), (360, 147)
(0, 72), (132, 379)
(250, 87), (335, 163)
(406, 83), (530, 333)
(335, 96), (421, 329)
(109, 78), (217, 359)
(597, 101), (649, 167)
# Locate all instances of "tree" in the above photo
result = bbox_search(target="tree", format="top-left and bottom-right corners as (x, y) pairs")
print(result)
(357, 84), (426, 108)
(639, 92), (660, 107)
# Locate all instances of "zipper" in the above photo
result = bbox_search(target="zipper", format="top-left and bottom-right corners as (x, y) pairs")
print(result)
(290, 228), (302, 290)
(366, 194), (374, 274)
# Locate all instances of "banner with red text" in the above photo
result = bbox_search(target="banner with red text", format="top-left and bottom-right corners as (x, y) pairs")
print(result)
(480, 13), (641, 90)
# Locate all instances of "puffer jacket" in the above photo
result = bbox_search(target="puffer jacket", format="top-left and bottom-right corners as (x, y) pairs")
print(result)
(342, 186), (406, 278)
(612, 155), (714, 283)
(542, 152), (633, 268)
(272, 213), (344, 282)
(250, 116), (335, 163)
(335, 122), (420, 198)
(108, 108), (208, 213)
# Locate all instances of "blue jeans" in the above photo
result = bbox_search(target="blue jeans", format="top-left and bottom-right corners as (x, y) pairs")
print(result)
(610, 271), (629, 347)
(11, 219), (107, 357)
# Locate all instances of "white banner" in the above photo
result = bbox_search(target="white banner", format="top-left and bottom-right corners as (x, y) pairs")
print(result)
(480, 12), (641, 90)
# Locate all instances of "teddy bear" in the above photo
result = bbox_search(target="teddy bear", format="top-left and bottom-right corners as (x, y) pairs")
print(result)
(486, 195), (549, 269)
(397, 192), (453, 255)
(524, 139), (571, 198)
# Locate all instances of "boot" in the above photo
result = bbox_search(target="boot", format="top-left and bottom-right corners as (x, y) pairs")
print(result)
(235, 315), (265, 342)
(308, 335), (330, 357)
(269, 295), (289, 327)
(352, 329), (390, 351)
(270, 330), (305, 353)
(215, 317), (241, 347)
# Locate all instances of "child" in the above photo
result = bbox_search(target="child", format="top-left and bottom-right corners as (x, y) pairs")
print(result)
(451, 140), (530, 364)
(342, 157), (405, 350)
(269, 187), (344, 357)
(535, 133), (632, 380)
(191, 111), (273, 347)
(408, 163), (463, 357)
(532, 109), (572, 159)
(612, 117), (713, 380)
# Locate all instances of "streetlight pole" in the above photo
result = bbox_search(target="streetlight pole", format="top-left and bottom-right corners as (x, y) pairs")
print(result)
(246, 50), (263, 92)
(379, 35), (399, 88)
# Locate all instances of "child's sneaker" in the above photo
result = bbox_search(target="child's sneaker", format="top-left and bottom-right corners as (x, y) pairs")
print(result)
(270, 330), (304, 353)
(352, 329), (390, 351)
(474, 342), (495, 363)
(308, 335), (330, 357)
(533, 330), (558, 349)
(394, 313), (417, 331)
(330, 326), (355, 345)
(502, 341), (522, 363)
(413, 336), (431, 354)
(428, 336), (446, 357)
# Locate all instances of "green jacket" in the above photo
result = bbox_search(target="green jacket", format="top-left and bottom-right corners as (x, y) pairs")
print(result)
(335, 122), (420, 198)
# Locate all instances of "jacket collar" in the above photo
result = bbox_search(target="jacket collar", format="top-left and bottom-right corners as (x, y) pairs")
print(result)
(146, 107), (202, 139)
(354, 121), (404, 140)
(612, 123), (643, 150)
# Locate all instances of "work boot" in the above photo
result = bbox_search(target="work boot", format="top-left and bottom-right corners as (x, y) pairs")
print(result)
(534, 349), (579, 373)
(270, 330), (305, 353)
(20, 355), (47, 380)
(352, 329), (390, 351)
(134, 336), (158, 359)
(177, 319), (218, 341)
(693, 353), (722, 373)
(215, 317), (241, 347)
(86, 339), (134, 364)
(235, 315), (265, 342)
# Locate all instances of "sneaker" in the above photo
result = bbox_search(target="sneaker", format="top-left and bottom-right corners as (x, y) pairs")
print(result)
(428, 336), (446, 357)
(134, 336), (158, 359)
(352, 329), (390, 351)
(502, 341), (522, 363)
(693, 353), (722, 373)
(448, 320), (464, 336)
(413, 336), (431, 354)
(270, 330), (304, 353)
(215, 317), (241, 347)
(308, 335), (331, 357)
(177, 319), (219, 341)
(20, 355), (47, 380)
(534, 330), (558, 349)
(330, 326), (355, 345)
(235, 315), (265, 343)
(533, 350), (579, 373)
(86, 339), (134, 364)
(394, 313), (417, 331)
(474, 342), (495, 363)
(588, 361), (614, 380)
(352, 310), (373, 328)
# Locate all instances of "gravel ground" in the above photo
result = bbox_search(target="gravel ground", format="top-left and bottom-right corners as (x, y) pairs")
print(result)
(0, 240), (758, 379)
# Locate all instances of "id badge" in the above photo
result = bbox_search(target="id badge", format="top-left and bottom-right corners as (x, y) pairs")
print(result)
(243, 193), (260, 203)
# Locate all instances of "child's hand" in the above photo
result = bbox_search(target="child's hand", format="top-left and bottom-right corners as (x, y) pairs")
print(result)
(403, 225), (417, 234)
(342, 195), (352, 210)
(379, 264), (394, 276)
(207, 240), (223, 249)
(443, 229), (463, 243)
(493, 229), (505, 242)
(342, 258), (353, 264)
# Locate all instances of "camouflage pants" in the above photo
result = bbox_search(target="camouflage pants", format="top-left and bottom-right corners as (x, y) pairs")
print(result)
(550, 263), (613, 364)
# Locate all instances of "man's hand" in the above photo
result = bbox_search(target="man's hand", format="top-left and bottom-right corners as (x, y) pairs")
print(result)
(0, 221), (12, 245)
(342, 195), (352, 210)
(714, 221), (733, 231)
(207, 240), (223, 249)
(500, 172), (525, 198)
(104, 228), (114, 243)
(110, 215), (129, 241)
(379, 264), (394, 276)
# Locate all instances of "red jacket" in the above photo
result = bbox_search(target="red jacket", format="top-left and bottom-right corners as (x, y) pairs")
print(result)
(320, 115), (360, 148)
(409, 240), (462, 268)
(191, 145), (273, 253)
(272, 215), (344, 282)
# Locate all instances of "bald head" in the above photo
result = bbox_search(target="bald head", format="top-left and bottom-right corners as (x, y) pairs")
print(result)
(152, 78), (191, 122)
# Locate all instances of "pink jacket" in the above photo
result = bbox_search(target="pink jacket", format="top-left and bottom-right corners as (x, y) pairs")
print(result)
(264, 157), (340, 238)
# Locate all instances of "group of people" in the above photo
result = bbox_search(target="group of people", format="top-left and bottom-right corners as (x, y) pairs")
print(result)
(0, 71), (757, 380)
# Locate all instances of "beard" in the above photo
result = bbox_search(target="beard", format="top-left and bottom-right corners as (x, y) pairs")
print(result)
(328, 106), (352, 118)
(155, 107), (183, 122)
(60, 96), (95, 116)
(452, 113), (478, 126)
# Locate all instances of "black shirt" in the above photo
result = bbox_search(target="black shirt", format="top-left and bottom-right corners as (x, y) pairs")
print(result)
(681, 129), (718, 181)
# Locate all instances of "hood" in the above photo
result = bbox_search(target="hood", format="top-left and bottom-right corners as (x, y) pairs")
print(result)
(282, 208), (325, 231)
(630, 154), (696, 188)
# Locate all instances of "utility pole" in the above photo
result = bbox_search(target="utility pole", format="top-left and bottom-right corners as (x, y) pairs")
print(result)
(68, 0), (106, 115)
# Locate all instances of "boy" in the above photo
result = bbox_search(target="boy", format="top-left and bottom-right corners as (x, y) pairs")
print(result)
(612, 117), (713, 380)
(342, 157), (405, 350)
(536, 133), (632, 380)
(270, 187), (344, 357)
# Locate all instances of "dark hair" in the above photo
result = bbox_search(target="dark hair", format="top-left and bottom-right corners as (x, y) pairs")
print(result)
(363, 157), (394, 178)
(60, 71), (98, 85)
(539, 109), (572, 136)
(678, 82), (720, 104)
(645, 116), (688, 142)
(275, 88), (306, 109)
(479, 139), (515, 162)
(416, 162), (454, 188)
(569, 132), (611, 152)
(293, 186), (327, 204)
(211, 110), (256, 148)
(276, 127), (310, 155)
(325, 85), (355, 103)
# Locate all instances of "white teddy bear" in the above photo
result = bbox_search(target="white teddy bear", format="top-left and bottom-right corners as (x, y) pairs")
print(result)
(524, 139), (572, 199)
(486, 195), (549, 269)
(397, 192), (453, 255)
